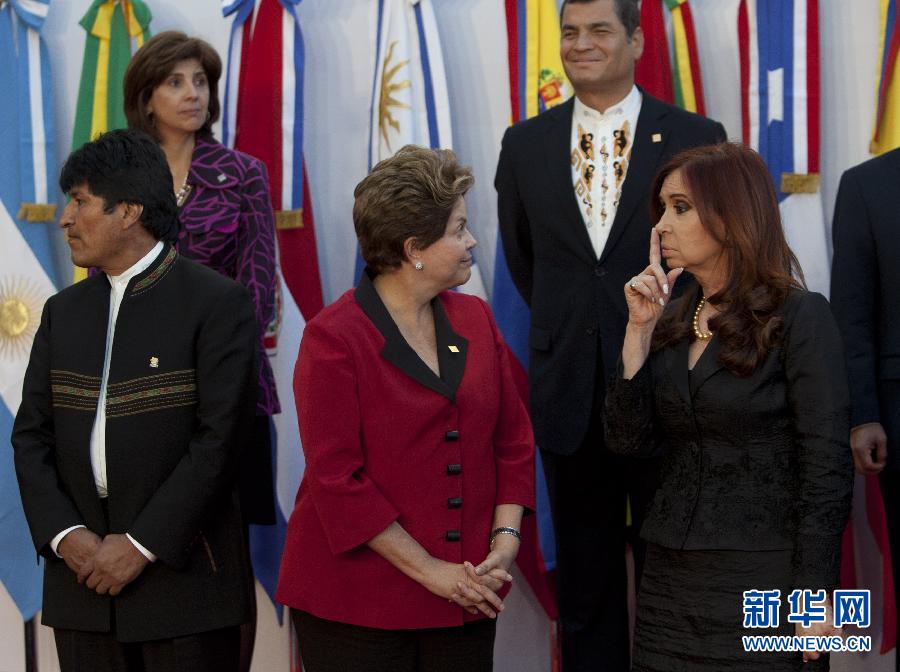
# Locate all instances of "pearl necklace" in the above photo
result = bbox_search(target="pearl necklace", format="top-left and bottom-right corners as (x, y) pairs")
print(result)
(692, 296), (713, 340)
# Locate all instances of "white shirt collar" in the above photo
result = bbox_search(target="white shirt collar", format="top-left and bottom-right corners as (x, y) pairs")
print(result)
(106, 240), (164, 291)
(574, 84), (642, 121)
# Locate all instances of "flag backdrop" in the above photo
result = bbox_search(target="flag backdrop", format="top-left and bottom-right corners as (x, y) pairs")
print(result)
(738, 0), (829, 297)
(664, 0), (706, 115)
(70, 0), (151, 283)
(222, 0), (321, 627)
(0, 0), (58, 620)
(494, 0), (569, 622)
(222, 0), (324, 322)
(635, 0), (706, 114)
(635, 0), (674, 105)
(871, 0), (900, 155)
(361, 0), (487, 298)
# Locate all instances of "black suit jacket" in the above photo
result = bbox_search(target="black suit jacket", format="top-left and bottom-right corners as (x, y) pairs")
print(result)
(605, 290), (853, 590)
(830, 148), (900, 470)
(13, 244), (256, 642)
(495, 92), (726, 454)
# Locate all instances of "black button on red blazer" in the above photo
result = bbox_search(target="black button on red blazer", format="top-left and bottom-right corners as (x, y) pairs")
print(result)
(276, 273), (536, 629)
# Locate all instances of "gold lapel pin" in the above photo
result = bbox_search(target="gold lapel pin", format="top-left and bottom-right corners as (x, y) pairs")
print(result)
(652, 133), (662, 143)
(150, 356), (159, 368)
(448, 345), (460, 353)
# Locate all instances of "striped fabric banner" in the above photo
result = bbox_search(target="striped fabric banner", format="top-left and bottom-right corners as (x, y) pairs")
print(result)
(738, 0), (828, 295)
(493, 0), (568, 623)
(634, 0), (674, 105)
(222, 0), (324, 322)
(369, 0), (452, 164)
(664, 0), (706, 115)
(222, 4), (320, 642)
(505, 0), (571, 124)
(360, 0), (487, 298)
(71, 0), (151, 282)
(0, 0), (57, 621)
(872, 0), (900, 154)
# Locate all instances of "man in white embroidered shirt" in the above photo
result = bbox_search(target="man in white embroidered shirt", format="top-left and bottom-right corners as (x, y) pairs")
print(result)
(13, 129), (256, 672)
(494, 1), (726, 669)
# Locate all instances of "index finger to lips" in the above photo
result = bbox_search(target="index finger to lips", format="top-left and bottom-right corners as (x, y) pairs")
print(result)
(649, 227), (662, 267)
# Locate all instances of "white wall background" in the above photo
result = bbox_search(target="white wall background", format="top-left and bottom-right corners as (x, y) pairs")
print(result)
(0, 0), (890, 670)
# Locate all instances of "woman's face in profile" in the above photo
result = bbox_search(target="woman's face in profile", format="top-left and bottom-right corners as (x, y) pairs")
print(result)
(416, 196), (477, 290)
(655, 169), (723, 276)
(147, 58), (210, 138)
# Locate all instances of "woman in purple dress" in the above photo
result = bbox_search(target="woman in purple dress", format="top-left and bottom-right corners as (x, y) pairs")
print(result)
(123, 31), (279, 669)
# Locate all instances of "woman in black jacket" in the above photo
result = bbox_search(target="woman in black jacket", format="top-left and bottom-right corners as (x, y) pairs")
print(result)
(606, 142), (853, 671)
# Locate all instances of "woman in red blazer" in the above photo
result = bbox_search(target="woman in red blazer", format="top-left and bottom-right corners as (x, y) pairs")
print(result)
(276, 146), (535, 671)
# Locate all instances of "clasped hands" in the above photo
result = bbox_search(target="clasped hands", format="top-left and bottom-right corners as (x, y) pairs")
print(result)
(425, 545), (519, 620)
(57, 528), (149, 597)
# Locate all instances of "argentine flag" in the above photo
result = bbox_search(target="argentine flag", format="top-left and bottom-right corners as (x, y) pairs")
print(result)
(0, 0), (58, 621)
(361, 0), (487, 298)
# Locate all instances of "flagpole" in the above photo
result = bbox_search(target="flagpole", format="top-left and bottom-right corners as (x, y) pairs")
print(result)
(24, 617), (36, 672)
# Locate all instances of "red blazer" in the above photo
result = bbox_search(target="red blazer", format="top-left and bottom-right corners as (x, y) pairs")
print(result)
(276, 273), (535, 629)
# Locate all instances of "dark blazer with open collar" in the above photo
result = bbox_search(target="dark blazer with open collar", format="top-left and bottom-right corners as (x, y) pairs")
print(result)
(276, 272), (535, 630)
(604, 288), (853, 590)
(495, 90), (726, 454)
(830, 148), (900, 469)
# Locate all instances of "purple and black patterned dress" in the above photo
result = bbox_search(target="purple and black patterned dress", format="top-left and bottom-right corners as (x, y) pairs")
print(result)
(176, 135), (280, 524)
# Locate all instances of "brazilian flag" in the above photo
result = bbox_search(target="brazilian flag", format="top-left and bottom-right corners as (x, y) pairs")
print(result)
(71, 0), (152, 281)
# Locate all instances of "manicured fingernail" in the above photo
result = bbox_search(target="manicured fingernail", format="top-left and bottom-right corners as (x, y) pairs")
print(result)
(663, 283), (669, 294)
(659, 298), (665, 306)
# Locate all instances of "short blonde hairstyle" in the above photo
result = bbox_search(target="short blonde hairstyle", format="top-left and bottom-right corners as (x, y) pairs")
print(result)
(353, 145), (474, 274)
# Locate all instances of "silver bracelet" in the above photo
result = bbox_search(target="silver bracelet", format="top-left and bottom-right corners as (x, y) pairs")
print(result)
(489, 526), (521, 549)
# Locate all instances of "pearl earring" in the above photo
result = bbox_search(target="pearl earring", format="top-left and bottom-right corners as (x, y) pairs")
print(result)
(414, 261), (423, 271)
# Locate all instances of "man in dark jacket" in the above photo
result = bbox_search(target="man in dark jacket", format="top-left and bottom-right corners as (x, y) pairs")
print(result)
(13, 129), (256, 671)
(830, 147), (900, 671)
(494, 0), (726, 668)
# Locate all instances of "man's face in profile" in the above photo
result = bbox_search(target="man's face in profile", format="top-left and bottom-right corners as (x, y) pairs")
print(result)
(60, 184), (130, 273)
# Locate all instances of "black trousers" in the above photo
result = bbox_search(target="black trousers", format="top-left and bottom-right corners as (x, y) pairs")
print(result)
(540, 373), (657, 672)
(291, 610), (497, 672)
(54, 625), (240, 672)
(880, 469), (900, 672)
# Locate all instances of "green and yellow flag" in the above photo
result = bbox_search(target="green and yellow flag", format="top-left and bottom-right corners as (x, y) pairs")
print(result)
(71, 0), (151, 282)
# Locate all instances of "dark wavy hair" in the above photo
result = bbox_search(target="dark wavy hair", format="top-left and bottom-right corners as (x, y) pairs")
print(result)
(650, 143), (804, 376)
(123, 31), (222, 140)
(60, 129), (178, 241)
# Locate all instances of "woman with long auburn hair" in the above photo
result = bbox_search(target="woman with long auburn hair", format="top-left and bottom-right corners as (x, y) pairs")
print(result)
(605, 142), (853, 670)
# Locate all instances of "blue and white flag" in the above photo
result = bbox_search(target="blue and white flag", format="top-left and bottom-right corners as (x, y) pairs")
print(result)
(0, 0), (58, 620)
(363, 0), (487, 298)
(739, 0), (829, 296)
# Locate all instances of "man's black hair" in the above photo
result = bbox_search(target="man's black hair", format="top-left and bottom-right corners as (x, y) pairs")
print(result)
(560, 0), (640, 38)
(59, 129), (179, 241)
